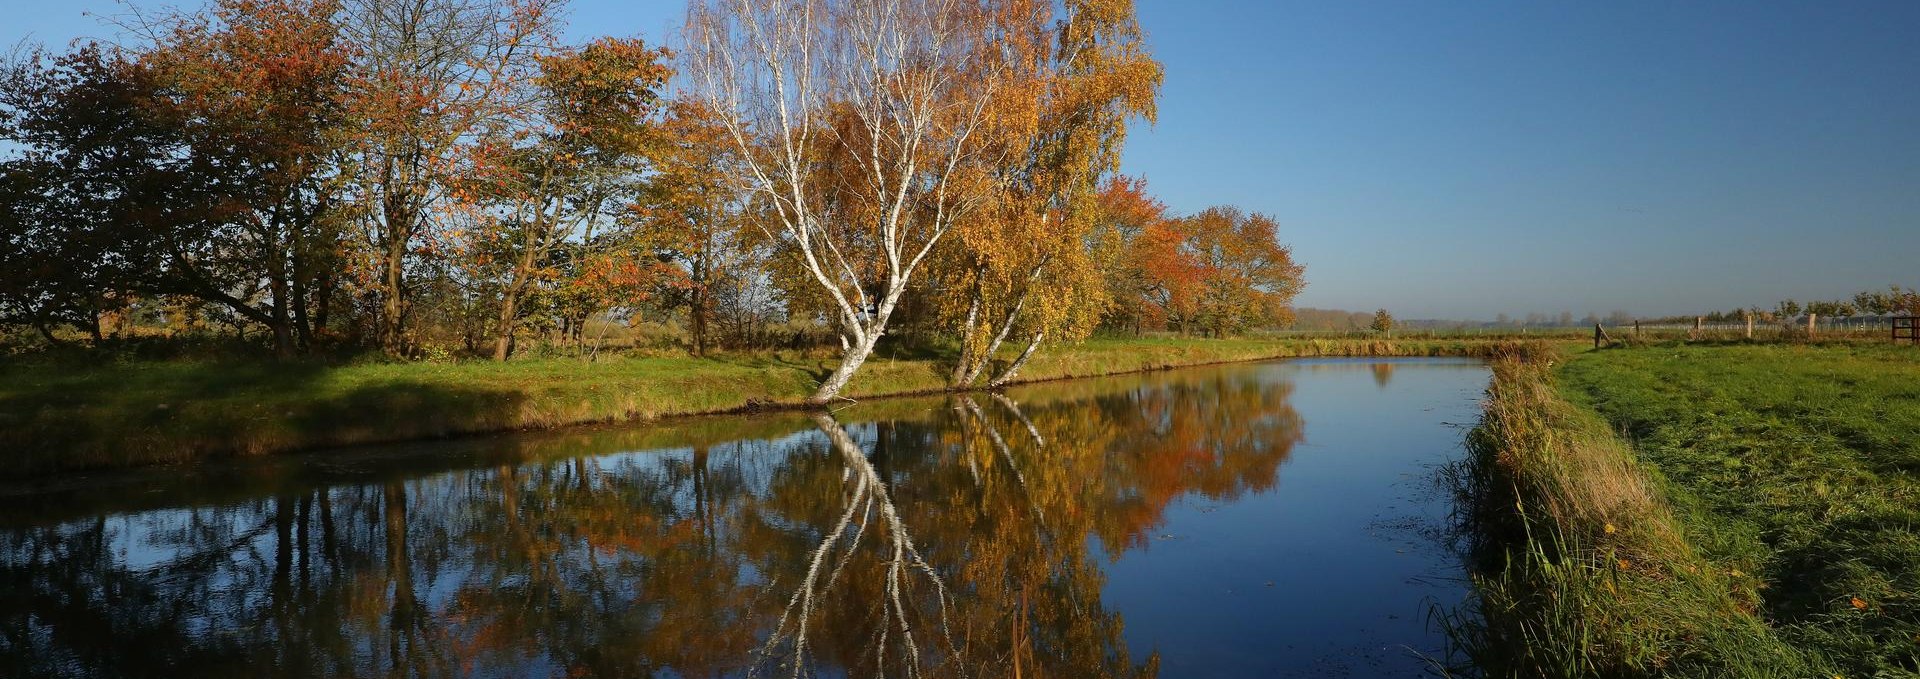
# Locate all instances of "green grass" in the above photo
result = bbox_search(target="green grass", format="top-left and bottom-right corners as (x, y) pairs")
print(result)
(0, 336), (1527, 477)
(1556, 342), (1920, 676)
(1448, 349), (1815, 678)
(1454, 340), (1920, 677)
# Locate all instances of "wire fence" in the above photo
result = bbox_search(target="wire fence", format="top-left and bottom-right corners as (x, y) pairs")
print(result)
(1269, 316), (1919, 343)
(1622, 317), (1904, 340)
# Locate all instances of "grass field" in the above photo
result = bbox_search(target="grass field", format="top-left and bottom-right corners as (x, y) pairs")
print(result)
(0, 336), (1523, 477)
(1456, 340), (1920, 677)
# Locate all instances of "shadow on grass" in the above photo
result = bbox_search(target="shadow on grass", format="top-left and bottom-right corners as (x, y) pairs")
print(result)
(766, 354), (832, 384)
(0, 358), (533, 478)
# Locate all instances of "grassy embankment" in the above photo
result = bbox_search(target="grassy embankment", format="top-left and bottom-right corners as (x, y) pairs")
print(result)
(1455, 340), (1919, 677)
(0, 336), (1518, 477)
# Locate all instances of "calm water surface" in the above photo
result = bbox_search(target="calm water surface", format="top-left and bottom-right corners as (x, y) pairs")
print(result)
(0, 358), (1488, 678)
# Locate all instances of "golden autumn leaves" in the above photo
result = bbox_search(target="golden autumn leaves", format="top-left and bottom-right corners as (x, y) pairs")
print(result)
(2, 0), (1300, 376)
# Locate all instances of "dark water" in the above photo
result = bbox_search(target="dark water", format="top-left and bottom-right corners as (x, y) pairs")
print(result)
(0, 357), (1488, 678)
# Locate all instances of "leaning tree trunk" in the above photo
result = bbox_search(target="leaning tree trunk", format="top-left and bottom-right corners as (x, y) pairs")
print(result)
(811, 332), (883, 405)
(953, 264), (1044, 389)
(988, 332), (1045, 389)
(950, 295), (981, 385)
(958, 297), (1026, 388)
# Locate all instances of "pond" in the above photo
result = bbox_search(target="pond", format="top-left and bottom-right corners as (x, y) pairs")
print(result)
(0, 357), (1489, 678)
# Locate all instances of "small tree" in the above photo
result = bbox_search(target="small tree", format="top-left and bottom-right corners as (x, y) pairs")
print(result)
(1893, 286), (1920, 316)
(1855, 289), (1893, 316)
(1370, 308), (1394, 337)
(1776, 299), (1801, 322)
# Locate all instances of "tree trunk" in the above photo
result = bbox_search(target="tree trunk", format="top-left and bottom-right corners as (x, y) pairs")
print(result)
(313, 268), (332, 339)
(950, 294), (981, 385)
(491, 294), (520, 362)
(954, 278), (1036, 389)
(268, 250), (295, 359)
(34, 319), (63, 346)
(691, 287), (709, 357)
(376, 191), (416, 357)
(988, 332), (1045, 389)
(492, 236), (545, 361)
(379, 232), (408, 356)
(291, 237), (314, 353)
(810, 332), (881, 405)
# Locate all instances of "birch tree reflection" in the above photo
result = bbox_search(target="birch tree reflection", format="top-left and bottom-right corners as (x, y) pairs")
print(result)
(749, 413), (961, 678)
(0, 365), (1300, 678)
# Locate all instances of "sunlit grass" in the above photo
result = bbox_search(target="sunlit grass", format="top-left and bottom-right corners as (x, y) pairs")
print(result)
(1453, 341), (1920, 676)
(1447, 349), (1820, 677)
(1558, 342), (1920, 676)
(0, 336), (1528, 477)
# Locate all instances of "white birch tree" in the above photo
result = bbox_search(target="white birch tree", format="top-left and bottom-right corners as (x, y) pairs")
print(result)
(684, 0), (1011, 404)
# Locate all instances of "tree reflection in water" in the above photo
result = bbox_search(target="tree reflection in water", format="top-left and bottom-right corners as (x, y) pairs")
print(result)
(0, 367), (1301, 678)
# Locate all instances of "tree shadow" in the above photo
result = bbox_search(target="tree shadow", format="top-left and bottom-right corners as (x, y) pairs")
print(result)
(0, 358), (533, 478)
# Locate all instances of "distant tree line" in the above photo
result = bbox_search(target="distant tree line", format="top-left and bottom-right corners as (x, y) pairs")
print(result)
(0, 0), (1306, 401)
(1289, 308), (1635, 331)
(1639, 286), (1920, 326)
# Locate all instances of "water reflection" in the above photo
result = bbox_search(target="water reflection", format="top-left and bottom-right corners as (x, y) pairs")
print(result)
(1371, 362), (1396, 388)
(0, 365), (1306, 678)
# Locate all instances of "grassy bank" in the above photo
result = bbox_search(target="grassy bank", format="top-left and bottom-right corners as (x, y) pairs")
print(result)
(0, 336), (1521, 477)
(1560, 343), (1920, 676)
(1455, 341), (1920, 676)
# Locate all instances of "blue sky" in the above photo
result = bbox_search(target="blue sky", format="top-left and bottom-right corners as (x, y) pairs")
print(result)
(11, 0), (1919, 318)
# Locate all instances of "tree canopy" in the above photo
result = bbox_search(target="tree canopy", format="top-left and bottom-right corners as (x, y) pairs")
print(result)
(1, 0), (1306, 397)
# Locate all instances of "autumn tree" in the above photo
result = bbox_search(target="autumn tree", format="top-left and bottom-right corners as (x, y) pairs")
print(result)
(1130, 210), (1205, 333)
(3, 0), (354, 358)
(684, 0), (1021, 403)
(0, 46), (164, 342)
(454, 37), (670, 360)
(1185, 207), (1304, 336)
(634, 101), (771, 355)
(1371, 308), (1394, 336)
(337, 0), (560, 356)
(1117, 205), (1302, 336)
(941, 0), (1163, 388)
(140, 0), (354, 357)
(1088, 175), (1170, 335)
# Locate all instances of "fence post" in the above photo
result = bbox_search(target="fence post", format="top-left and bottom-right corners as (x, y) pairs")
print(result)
(1634, 320), (1640, 337)
(1744, 311), (1753, 339)
(1808, 312), (1817, 338)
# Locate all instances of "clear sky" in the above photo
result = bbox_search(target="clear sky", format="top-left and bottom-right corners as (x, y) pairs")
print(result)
(11, 0), (1919, 319)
